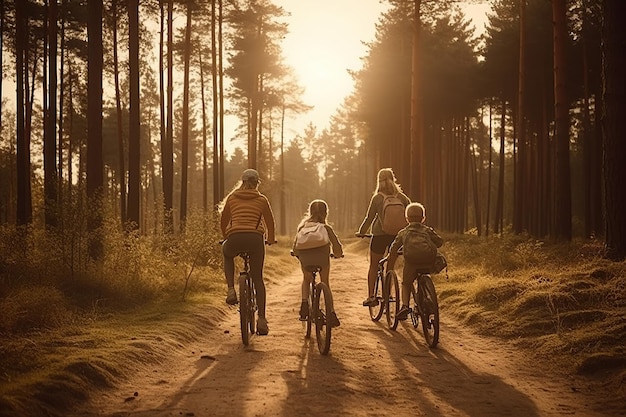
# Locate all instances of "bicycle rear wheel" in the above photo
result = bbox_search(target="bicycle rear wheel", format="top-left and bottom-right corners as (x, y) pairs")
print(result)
(314, 282), (333, 355)
(385, 270), (400, 330)
(239, 274), (250, 346)
(248, 281), (256, 335)
(418, 275), (439, 348)
(305, 282), (313, 338)
(368, 273), (384, 321)
(410, 281), (419, 328)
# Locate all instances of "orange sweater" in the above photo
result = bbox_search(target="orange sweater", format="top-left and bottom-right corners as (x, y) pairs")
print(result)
(220, 189), (276, 242)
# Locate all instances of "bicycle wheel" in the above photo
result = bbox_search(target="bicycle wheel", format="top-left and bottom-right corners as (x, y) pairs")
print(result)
(410, 280), (419, 328)
(314, 282), (333, 355)
(368, 273), (384, 321)
(248, 280), (256, 335)
(385, 270), (400, 330)
(239, 274), (250, 346)
(418, 275), (439, 348)
(305, 282), (313, 338)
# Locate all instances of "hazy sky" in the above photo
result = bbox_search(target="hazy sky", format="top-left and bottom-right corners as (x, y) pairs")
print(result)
(274, 0), (388, 137)
(274, 1), (490, 138)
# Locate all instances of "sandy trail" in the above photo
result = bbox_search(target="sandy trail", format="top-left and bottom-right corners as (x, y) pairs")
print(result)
(76, 249), (618, 417)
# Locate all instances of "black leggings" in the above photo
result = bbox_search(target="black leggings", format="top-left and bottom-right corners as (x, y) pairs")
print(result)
(222, 232), (267, 318)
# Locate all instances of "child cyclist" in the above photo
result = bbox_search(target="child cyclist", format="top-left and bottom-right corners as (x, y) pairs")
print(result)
(385, 202), (443, 320)
(292, 200), (343, 327)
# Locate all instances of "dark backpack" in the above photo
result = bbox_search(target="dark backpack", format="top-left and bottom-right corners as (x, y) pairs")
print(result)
(379, 193), (407, 235)
(403, 227), (437, 267)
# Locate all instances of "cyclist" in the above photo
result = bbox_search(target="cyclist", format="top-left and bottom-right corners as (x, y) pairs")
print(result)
(356, 168), (410, 307)
(292, 199), (343, 327)
(219, 168), (276, 335)
(385, 202), (443, 320)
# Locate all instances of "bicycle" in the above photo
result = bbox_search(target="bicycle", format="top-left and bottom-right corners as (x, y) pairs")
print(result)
(356, 234), (400, 330)
(292, 252), (341, 355)
(236, 251), (257, 346)
(399, 249), (440, 348)
(219, 239), (259, 347)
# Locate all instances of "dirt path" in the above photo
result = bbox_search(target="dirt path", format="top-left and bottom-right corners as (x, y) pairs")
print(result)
(77, 250), (619, 417)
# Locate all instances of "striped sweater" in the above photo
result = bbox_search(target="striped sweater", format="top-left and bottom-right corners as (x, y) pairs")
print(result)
(220, 189), (276, 242)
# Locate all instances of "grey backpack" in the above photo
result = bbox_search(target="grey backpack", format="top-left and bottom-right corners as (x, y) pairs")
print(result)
(402, 228), (437, 267)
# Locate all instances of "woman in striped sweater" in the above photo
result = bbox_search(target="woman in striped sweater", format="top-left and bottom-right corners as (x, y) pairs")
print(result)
(220, 169), (277, 335)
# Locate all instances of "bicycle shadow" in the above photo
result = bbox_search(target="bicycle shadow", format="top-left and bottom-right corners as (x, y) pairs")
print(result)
(279, 335), (350, 416)
(370, 319), (544, 417)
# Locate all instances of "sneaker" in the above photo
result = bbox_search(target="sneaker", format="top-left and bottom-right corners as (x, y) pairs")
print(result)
(397, 305), (410, 321)
(257, 317), (269, 335)
(299, 301), (309, 321)
(328, 312), (341, 328)
(362, 296), (379, 307)
(226, 287), (237, 305)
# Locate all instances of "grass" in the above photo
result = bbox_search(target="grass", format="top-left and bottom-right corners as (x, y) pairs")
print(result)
(434, 233), (626, 399)
(1, 229), (625, 415)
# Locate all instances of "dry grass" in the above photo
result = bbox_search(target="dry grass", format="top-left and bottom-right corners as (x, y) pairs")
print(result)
(0, 295), (227, 417)
(1, 230), (625, 415)
(435, 233), (626, 400)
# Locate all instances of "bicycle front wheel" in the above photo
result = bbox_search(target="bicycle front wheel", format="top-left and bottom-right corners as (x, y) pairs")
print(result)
(385, 270), (400, 330)
(314, 282), (333, 355)
(239, 274), (250, 346)
(418, 275), (439, 348)
(369, 273), (384, 321)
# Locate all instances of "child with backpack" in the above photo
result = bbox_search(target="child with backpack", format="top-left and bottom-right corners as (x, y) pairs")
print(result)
(356, 168), (411, 307)
(386, 202), (443, 320)
(292, 200), (343, 326)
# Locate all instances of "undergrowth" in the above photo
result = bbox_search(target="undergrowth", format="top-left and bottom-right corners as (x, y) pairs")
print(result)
(436, 233), (626, 397)
(0, 209), (224, 335)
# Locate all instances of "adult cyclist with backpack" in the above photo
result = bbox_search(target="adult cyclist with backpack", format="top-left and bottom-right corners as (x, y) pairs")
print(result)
(356, 168), (411, 307)
(385, 202), (443, 320)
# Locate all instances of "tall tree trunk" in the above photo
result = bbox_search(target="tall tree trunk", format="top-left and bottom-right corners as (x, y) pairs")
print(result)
(513, 0), (526, 234)
(552, 0), (572, 240)
(67, 60), (74, 202)
(601, 0), (626, 260)
(211, 0), (219, 209)
(58, 4), (65, 224)
(113, 0), (127, 225)
(164, 0), (175, 233)
(280, 101), (286, 235)
(409, 0), (424, 200)
(0, 0), (3, 139)
(199, 48), (208, 213)
(45, 0), (59, 229)
(485, 101), (493, 236)
(127, 0), (141, 229)
(494, 99), (507, 234)
(179, 1), (192, 229)
(218, 0), (225, 200)
(16, 0), (32, 226)
(87, 0), (104, 259)
(158, 0), (170, 232)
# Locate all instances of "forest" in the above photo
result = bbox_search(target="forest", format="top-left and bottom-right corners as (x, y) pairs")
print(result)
(0, 0), (625, 304)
